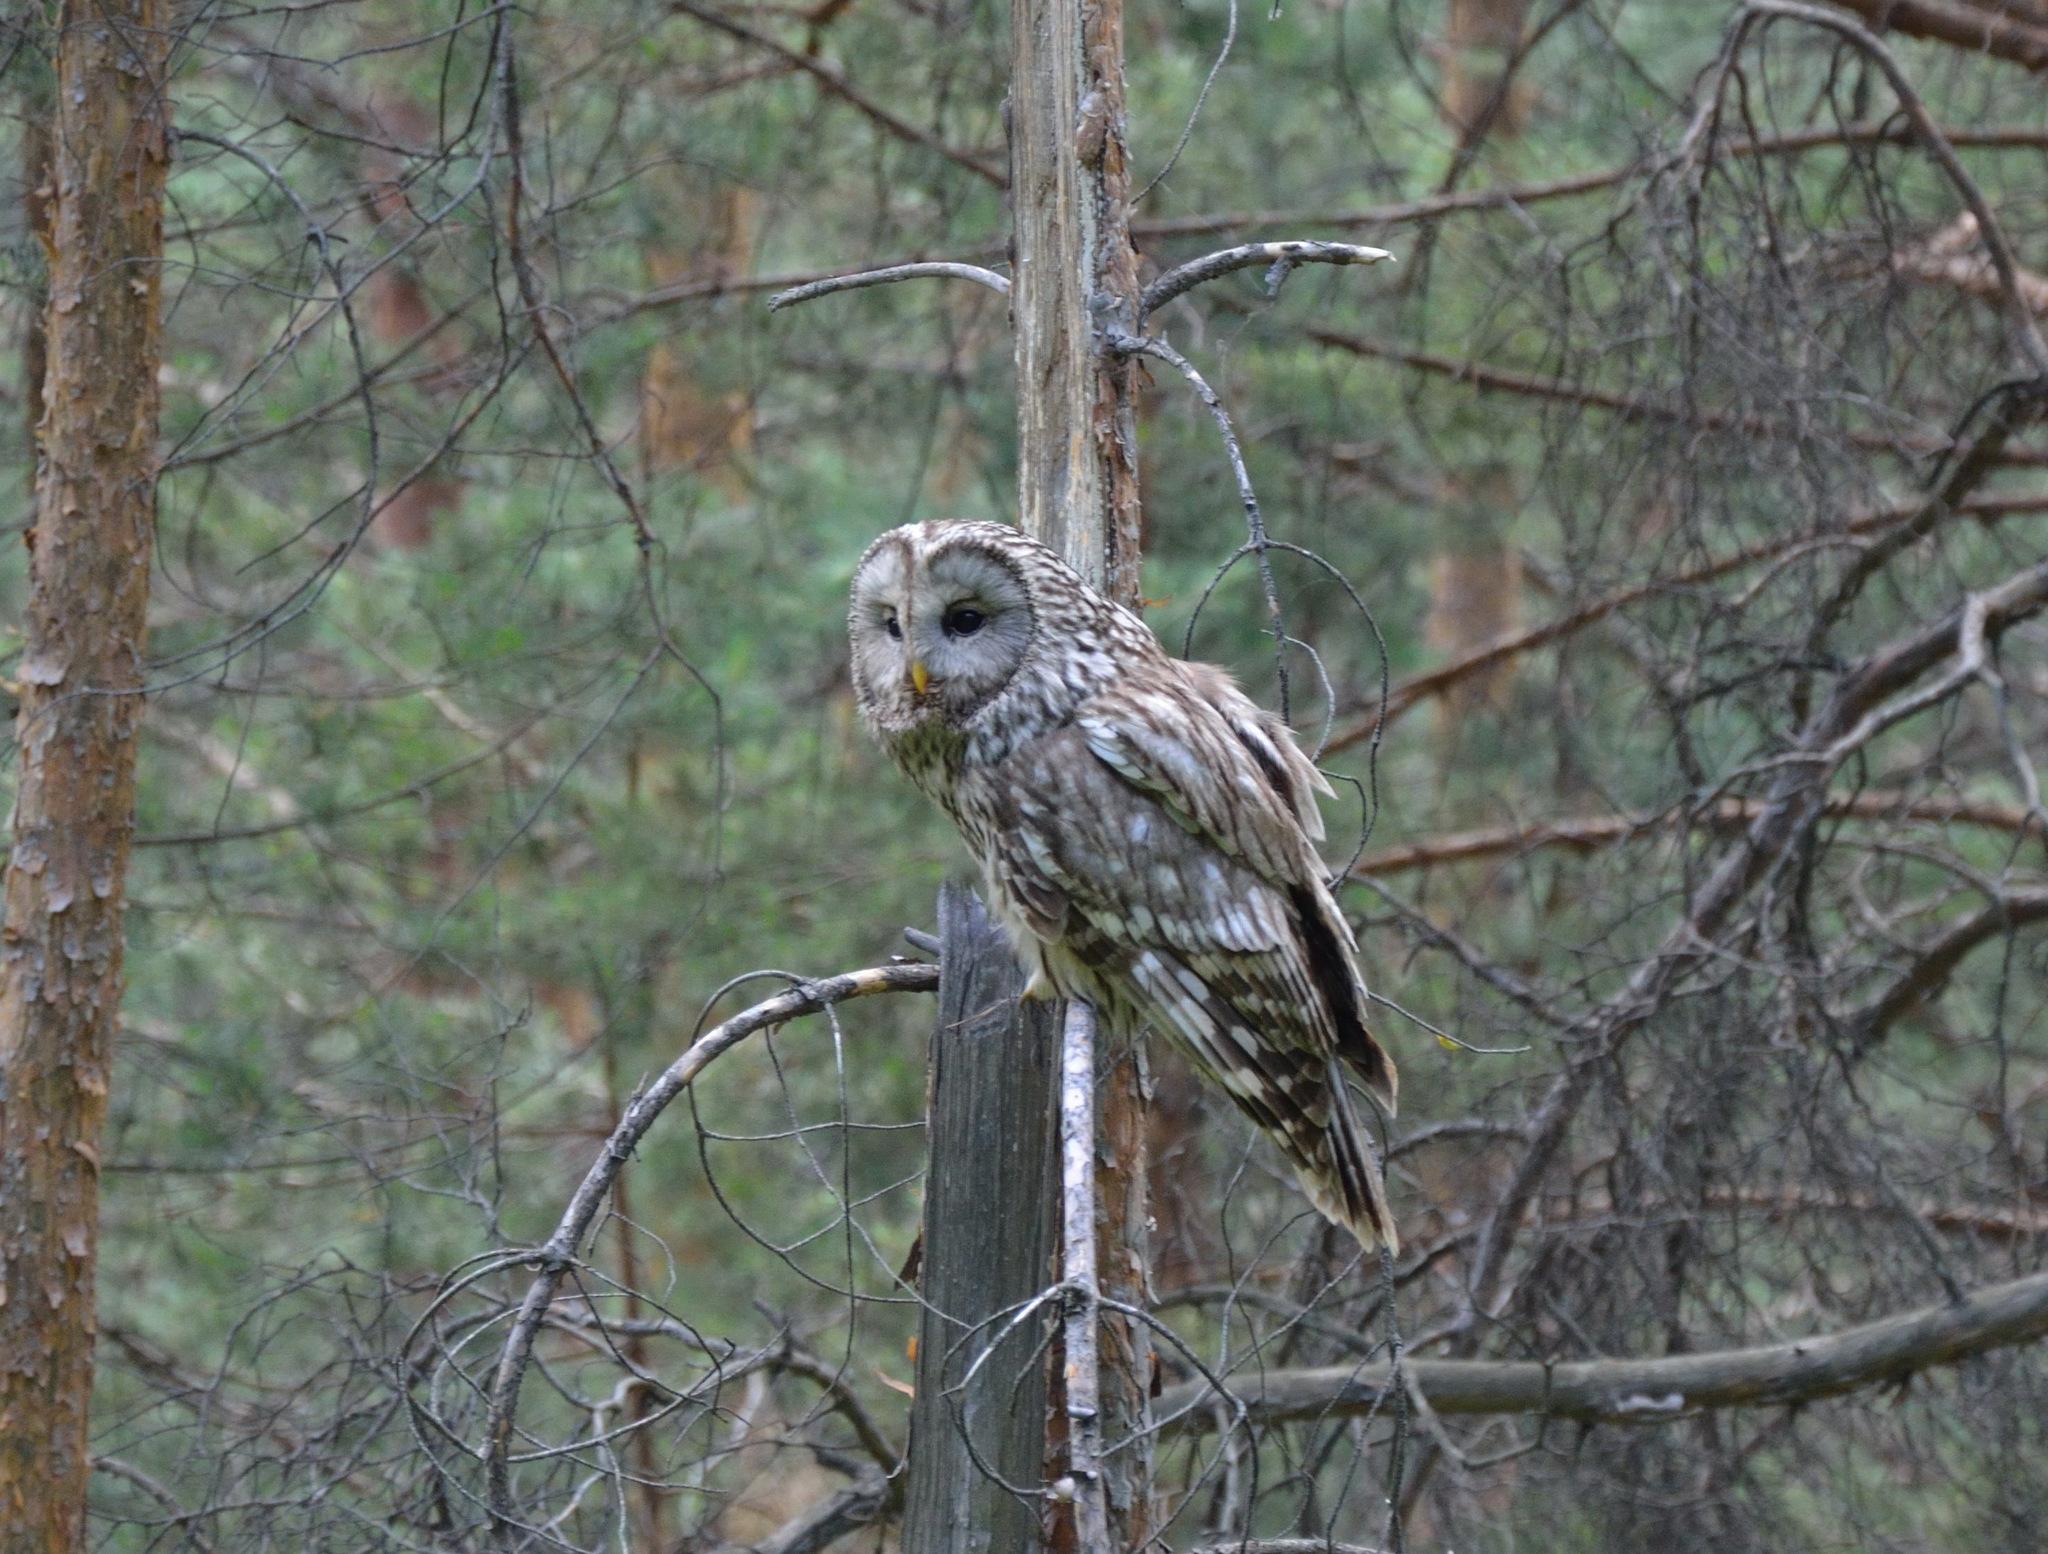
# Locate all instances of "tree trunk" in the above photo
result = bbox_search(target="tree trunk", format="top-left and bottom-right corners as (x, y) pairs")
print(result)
(901, 0), (1154, 1542)
(0, 3), (168, 1547)
(1009, 0), (1143, 603)
(1009, 0), (1153, 1542)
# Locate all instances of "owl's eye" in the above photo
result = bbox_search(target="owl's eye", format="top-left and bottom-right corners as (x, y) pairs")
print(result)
(944, 606), (986, 637)
(882, 612), (902, 640)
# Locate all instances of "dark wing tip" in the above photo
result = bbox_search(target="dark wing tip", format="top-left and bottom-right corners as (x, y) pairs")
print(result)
(1306, 1062), (1399, 1254)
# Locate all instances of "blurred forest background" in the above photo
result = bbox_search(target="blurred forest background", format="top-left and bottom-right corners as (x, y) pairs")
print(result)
(4, 0), (2048, 1549)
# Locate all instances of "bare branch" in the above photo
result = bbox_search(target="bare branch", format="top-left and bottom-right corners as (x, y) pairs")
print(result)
(1354, 793), (2042, 876)
(1322, 490), (2048, 753)
(1896, 213), (2048, 317)
(1812, 0), (2048, 72)
(1855, 885), (2048, 1049)
(705, 1469), (892, 1554)
(1747, 2), (2048, 374)
(469, 962), (939, 1527)
(1308, 330), (2048, 464)
(769, 1335), (905, 1477)
(1452, 559), (2048, 1332)
(90, 1457), (219, 1554)
(1128, 121), (2048, 240)
(1159, 1267), (2048, 1429)
(1140, 241), (1392, 317)
(668, 0), (1006, 186)
(768, 262), (1011, 312)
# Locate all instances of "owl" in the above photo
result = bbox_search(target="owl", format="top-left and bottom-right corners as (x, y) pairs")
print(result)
(849, 520), (1398, 1251)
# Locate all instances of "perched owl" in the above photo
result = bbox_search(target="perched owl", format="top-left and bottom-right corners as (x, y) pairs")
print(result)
(849, 519), (1399, 1251)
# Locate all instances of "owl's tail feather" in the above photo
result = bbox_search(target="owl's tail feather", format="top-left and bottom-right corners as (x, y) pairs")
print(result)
(1305, 1064), (1399, 1255)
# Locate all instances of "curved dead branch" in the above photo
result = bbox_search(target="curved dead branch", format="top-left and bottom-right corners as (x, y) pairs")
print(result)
(1159, 1267), (2048, 1430)
(767, 262), (1011, 311)
(471, 961), (939, 1529)
(1139, 240), (1391, 317)
(1854, 885), (2048, 1050)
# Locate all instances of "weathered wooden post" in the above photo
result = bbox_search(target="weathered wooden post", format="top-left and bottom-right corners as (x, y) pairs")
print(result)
(902, 887), (1060, 1551)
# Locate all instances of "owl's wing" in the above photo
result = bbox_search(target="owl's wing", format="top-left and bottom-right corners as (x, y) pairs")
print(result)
(972, 718), (1395, 1246)
(1073, 669), (1329, 883)
(1070, 671), (1397, 1113)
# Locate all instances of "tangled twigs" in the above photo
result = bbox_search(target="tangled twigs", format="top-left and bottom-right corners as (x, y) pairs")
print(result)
(1456, 559), (2048, 1336)
(1853, 884), (2048, 1053)
(1351, 793), (2044, 877)
(667, 0), (1006, 185)
(1744, 2), (2048, 378)
(1320, 489), (2048, 753)
(1102, 327), (1294, 709)
(460, 961), (938, 1538)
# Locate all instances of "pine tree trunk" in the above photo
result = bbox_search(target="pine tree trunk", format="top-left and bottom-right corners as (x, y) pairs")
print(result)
(0, 4), (168, 1546)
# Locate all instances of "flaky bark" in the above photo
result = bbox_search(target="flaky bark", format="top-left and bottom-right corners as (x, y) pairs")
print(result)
(1010, 0), (1143, 604)
(0, 3), (168, 1547)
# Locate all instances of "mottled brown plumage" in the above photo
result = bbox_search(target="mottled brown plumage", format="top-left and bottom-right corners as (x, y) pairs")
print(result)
(849, 520), (1399, 1250)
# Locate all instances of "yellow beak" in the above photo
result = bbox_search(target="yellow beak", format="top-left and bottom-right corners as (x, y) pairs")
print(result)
(910, 661), (930, 696)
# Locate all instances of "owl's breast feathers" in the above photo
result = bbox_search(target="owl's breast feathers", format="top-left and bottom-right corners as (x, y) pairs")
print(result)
(952, 659), (1400, 1251)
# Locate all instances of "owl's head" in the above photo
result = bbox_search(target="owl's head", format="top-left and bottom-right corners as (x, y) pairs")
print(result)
(848, 521), (1042, 735)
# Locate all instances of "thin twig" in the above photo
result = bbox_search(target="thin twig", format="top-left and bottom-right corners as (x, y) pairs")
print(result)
(90, 1457), (220, 1554)
(1322, 489), (2048, 753)
(1745, 1), (2048, 376)
(1105, 328), (1293, 712)
(1126, 121), (2048, 240)
(1352, 792), (2044, 876)
(1309, 330), (2048, 464)
(1854, 885), (2048, 1052)
(1133, 0), (1237, 205)
(668, 0), (1006, 186)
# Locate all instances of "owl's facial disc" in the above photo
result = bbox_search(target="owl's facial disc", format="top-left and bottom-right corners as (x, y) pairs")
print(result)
(849, 532), (1033, 731)
(907, 545), (1034, 717)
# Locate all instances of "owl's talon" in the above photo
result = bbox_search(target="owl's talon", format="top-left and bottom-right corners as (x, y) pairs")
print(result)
(1021, 968), (1056, 1001)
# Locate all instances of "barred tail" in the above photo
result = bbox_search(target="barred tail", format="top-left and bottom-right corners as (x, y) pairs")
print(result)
(1299, 1062), (1399, 1254)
